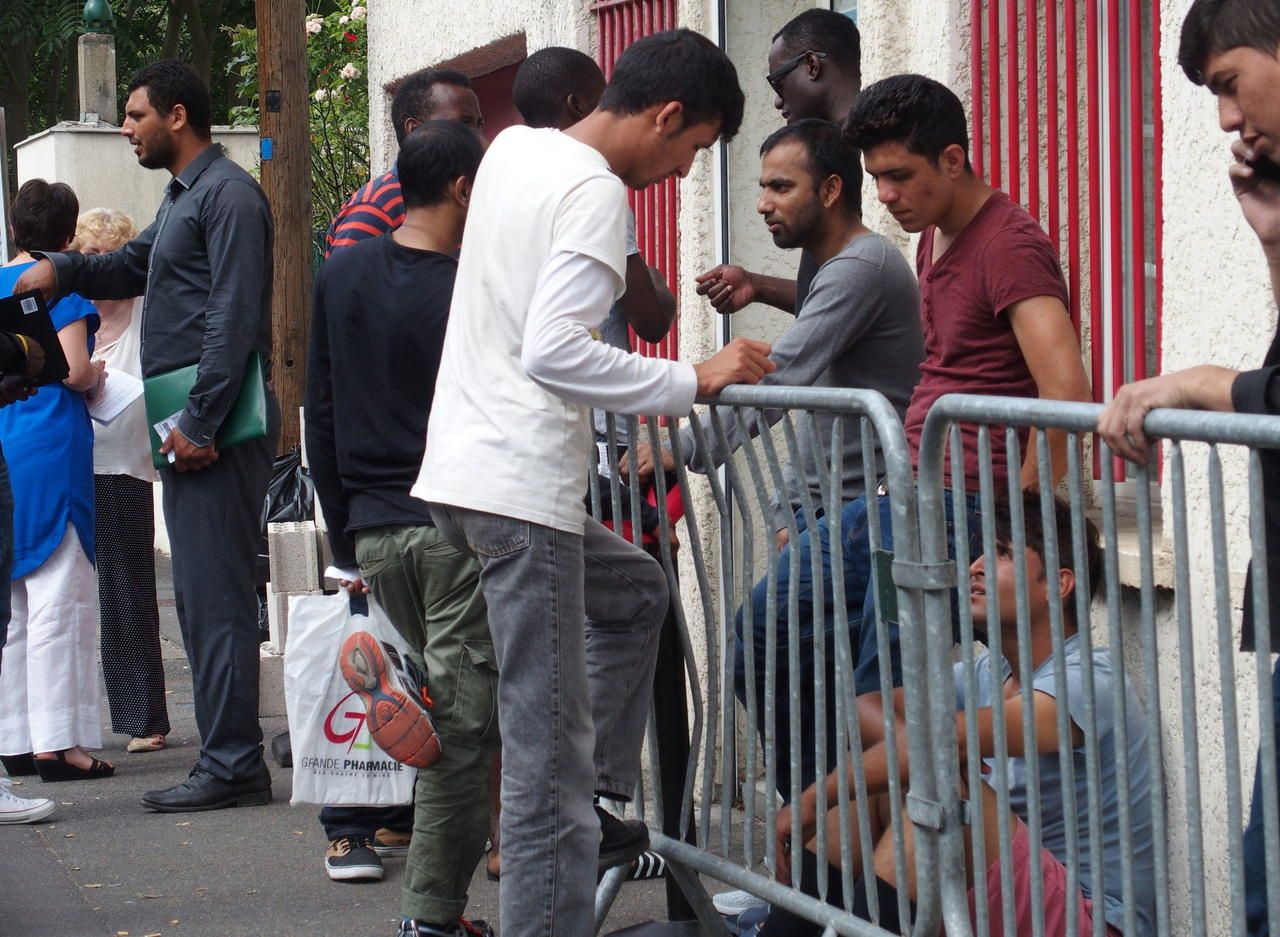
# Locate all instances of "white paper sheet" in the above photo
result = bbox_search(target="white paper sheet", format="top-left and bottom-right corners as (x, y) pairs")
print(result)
(87, 370), (144, 426)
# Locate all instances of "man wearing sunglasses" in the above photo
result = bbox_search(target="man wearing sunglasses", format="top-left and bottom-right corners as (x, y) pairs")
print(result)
(696, 9), (862, 317)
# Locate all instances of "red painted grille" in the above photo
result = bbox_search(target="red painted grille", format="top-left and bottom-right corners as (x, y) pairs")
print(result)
(592, 0), (681, 361)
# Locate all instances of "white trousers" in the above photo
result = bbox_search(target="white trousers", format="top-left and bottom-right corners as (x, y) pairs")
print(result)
(0, 525), (102, 754)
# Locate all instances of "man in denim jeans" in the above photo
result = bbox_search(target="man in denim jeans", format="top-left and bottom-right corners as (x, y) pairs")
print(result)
(415, 30), (774, 937)
(839, 76), (1089, 745)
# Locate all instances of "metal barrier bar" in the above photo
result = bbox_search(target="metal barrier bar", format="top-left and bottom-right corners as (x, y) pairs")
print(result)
(1169, 442), (1208, 937)
(588, 385), (933, 937)
(919, 392), (1280, 937)
(1250, 448), (1280, 937)
(588, 386), (1280, 937)
(1209, 445), (1248, 933)
(1097, 451), (1139, 937)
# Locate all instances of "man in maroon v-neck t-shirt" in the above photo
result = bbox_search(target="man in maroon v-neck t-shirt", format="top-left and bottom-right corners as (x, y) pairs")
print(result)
(908, 192), (1073, 484)
(846, 74), (1089, 492)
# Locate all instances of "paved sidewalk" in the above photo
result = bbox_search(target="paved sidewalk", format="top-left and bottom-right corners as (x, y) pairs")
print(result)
(0, 555), (679, 937)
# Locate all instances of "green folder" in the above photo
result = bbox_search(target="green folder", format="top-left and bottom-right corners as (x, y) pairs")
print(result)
(144, 351), (268, 469)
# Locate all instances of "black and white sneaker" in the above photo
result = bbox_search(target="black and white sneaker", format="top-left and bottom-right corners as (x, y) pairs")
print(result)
(596, 804), (649, 871)
(324, 835), (384, 881)
(628, 849), (667, 880)
(397, 918), (495, 936)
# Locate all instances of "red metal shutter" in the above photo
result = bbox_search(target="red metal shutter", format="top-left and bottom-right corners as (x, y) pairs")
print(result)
(592, 0), (680, 361)
(970, 1), (1163, 479)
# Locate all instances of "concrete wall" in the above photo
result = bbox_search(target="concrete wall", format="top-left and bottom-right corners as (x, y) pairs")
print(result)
(366, 4), (593, 173)
(1145, 1), (1272, 929)
(14, 123), (260, 236)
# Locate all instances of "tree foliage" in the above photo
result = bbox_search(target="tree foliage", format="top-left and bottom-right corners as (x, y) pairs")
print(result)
(0, 0), (256, 152)
(226, 3), (369, 230)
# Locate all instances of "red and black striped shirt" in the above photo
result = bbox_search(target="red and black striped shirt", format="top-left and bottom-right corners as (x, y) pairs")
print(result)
(323, 168), (405, 258)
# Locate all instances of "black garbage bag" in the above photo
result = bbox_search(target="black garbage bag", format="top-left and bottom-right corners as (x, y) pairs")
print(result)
(257, 446), (315, 587)
(263, 445), (315, 527)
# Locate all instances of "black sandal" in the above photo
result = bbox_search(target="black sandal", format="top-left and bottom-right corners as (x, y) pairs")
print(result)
(34, 751), (115, 782)
(0, 753), (36, 777)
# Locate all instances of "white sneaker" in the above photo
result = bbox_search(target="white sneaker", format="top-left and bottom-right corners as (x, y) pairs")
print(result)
(0, 778), (55, 824)
(713, 888), (769, 916)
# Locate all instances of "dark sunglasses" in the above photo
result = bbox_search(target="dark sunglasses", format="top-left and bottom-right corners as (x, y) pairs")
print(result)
(766, 50), (827, 94)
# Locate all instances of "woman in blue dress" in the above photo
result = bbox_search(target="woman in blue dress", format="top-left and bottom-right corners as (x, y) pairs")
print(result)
(0, 179), (112, 782)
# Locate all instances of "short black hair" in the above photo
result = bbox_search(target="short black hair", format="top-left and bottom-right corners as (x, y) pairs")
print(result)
(844, 73), (970, 167)
(11, 179), (79, 254)
(396, 120), (485, 209)
(760, 119), (862, 215)
(772, 9), (862, 76)
(391, 68), (472, 145)
(514, 47), (604, 128)
(1179, 0), (1280, 85)
(599, 29), (744, 142)
(991, 492), (1103, 624)
(127, 60), (212, 139)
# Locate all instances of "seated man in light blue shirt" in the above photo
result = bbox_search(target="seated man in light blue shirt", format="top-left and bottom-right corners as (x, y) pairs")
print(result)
(766, 493), (1156, 937)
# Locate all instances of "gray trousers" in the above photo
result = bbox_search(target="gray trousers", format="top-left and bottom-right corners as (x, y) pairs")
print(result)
(432, 506), (667, 937)
(161, 420), (275, 781)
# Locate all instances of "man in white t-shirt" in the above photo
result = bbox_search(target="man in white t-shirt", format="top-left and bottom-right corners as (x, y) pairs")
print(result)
(414, 28), (772, 937)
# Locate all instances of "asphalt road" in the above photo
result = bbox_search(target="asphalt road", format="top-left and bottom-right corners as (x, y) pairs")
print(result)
(0, 558), (684, 937)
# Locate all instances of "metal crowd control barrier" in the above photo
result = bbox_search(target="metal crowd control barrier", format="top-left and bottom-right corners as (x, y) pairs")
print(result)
(916, 394), (1280, 937)
(589, 385), (941, 937)
(589, 387), (1280, 937)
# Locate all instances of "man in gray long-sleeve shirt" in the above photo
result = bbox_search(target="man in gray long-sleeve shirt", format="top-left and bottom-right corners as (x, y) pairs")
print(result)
(18, 60), (277, 812)
(627, 119), (922, 802)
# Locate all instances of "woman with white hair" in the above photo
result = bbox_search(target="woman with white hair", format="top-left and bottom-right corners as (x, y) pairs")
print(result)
(74, 207), (170, 754)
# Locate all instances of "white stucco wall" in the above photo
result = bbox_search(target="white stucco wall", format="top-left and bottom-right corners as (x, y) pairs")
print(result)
(364, 1), (1269, 930)
(14, 123), (260, 237)
(366, 3), (594, 173)
(1143, 1), (1274, 930)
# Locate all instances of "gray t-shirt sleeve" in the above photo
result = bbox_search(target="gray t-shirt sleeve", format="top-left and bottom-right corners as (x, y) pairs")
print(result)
(1029, 640), (1117, 746)
(682, 247), (891, 475)
(764, 253), (889, 388)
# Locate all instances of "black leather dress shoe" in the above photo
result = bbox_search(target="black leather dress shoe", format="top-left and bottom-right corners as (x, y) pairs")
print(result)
(141, 765), (271, 813)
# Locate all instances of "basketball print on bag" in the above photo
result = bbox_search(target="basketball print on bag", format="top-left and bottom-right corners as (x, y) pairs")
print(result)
(338, 631), (443, 769)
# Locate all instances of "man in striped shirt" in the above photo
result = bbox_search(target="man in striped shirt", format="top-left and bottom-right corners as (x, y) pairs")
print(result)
(323, 67), (484, 257)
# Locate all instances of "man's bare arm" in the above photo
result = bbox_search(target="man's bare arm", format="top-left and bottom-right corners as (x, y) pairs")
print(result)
(695, 264), (797, 315)
(1008, 296), (1092, 488)
(617, 256), (676, 343)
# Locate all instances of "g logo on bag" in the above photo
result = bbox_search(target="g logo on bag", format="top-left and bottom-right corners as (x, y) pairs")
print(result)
(324, 690), (368, 750)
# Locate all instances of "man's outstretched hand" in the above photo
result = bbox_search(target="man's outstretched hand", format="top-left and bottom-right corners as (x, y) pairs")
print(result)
(13, 259), (57, 303)
(695, 264), (756, 314)
(692, 338), (775, 397)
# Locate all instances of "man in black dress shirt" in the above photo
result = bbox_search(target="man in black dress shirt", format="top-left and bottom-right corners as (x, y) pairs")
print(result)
(1100, 2), (1280, 932)
(18, 60), (276, 812)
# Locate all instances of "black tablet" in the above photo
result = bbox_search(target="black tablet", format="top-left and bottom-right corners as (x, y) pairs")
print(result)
(0, 290), (71, 386)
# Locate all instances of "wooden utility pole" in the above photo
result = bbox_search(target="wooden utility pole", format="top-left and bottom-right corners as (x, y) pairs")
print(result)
(256, 0), (312, 452)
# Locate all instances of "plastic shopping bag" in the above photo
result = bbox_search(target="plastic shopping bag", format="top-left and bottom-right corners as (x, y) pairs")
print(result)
(285, 591), (417, 806)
